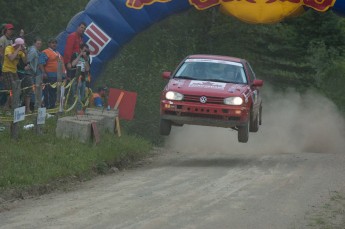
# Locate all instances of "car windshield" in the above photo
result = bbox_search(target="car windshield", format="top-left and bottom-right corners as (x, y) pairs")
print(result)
(174, 59), (247, 84)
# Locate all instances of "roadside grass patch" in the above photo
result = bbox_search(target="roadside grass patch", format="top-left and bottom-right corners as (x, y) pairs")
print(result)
(0, 117), (152, 200)
(303, 191), (345, 229)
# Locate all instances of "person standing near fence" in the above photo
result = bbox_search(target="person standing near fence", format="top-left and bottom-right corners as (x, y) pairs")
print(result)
(39, 38), (65, 109)
(0, 24), (15, 110)
(63, 22), (86, 69)
(71, 43), (90, 112)
(64, 22), (86, 103)
(1, 38), (26, 112)
(26, 37), (42, 110)
(0, 24), (15, 65)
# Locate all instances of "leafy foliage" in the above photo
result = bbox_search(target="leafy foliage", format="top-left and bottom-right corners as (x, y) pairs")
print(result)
(0, 0), (89, 44)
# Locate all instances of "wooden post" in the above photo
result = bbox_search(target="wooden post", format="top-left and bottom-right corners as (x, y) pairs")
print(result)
(56, 58), (63, 116)
(35, 73), (43, 134)
(114, 92), (124, 137)
(11, 80), (21, 140)
(114, 92), (124, 110)
(115, 116), (121, 137)
(91, 122), (101, 144)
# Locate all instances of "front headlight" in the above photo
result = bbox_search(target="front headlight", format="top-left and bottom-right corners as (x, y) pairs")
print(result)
(165, 91), (184, 101)
(224, 97), (243, 105)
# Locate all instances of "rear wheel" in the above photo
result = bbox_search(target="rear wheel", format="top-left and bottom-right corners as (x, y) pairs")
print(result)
(238, 119), (249, 143)
(259, 105), (262, 125)
(159, 119), (171, 136)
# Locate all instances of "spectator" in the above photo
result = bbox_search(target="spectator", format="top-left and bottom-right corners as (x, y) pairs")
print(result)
(0, 24), (15, 110)
(90, 86), (107, 108)
(64, 22), (86, 103)
(18, 37), (43, 112)
(71, 43), (90, 111)
(17, 50), (32, 113)
(27, 38), (43, 109)
(0, 24), (15, 65)
(64, 22), (86, 70)
(1, 38), (26, 112)
(27, 37), (42, 76)
(39, 38), (65, 109)
(14, 30), (33, 113)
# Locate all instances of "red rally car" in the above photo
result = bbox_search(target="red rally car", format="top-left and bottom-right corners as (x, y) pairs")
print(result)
(159, 54), (264, 143)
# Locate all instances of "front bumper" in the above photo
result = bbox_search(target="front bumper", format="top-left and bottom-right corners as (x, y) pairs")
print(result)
(160, 100), (249, 128)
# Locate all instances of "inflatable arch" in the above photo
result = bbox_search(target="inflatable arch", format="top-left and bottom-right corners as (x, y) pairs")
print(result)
(56, 0), (345, 83)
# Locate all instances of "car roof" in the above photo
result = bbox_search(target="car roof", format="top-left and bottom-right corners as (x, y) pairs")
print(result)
(186, 54), (245, 64)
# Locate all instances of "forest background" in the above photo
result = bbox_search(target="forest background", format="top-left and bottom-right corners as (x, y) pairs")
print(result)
(1, 1), (345, 144)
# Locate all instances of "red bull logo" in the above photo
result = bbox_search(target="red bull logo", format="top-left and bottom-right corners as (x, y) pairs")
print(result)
(84, 22), (111, 60)
(126, 0), (335, 12)
(126, 0), (171, 9)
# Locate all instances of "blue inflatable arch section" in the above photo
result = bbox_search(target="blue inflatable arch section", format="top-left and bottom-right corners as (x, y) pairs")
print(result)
(57, 0), (192, 83)
(57, 0), (345, 84)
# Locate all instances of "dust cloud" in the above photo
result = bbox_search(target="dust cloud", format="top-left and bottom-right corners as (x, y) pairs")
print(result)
(165, 86), (345, 154)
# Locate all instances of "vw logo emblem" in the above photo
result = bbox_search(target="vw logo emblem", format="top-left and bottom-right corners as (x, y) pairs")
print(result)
(200, 96), (207, 104)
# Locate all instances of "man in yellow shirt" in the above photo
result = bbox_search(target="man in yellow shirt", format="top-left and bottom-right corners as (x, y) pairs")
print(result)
(1, 38), (26, 111)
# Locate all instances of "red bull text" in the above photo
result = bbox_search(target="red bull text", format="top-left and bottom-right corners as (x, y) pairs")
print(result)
(85, 22), (111, 60)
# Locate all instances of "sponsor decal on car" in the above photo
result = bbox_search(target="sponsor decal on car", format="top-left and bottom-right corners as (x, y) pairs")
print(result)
(189, 80), (226, 90)
(185, 59), (242, 66)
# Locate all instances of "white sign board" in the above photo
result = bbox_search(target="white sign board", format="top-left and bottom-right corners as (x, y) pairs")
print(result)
(13, 106), (26, 123)
(37, 108), (46, 125)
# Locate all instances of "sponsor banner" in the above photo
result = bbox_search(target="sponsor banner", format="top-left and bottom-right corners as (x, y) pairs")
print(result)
(189, 80), (226, 90)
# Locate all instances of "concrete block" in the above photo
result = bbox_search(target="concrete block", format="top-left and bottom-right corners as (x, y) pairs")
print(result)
(85, 108), (119, 134)
(56, 109), (119, 143)
(56, 116), (93, 143)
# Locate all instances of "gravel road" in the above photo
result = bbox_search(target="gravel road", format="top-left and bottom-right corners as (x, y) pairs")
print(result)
(1, 89), (345, 229)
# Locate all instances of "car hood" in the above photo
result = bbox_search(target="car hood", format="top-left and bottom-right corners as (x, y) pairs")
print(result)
(165, 79), (249, 97)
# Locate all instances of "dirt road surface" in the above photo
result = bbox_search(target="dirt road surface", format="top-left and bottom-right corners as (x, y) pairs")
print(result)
(1, 89), (345, 229)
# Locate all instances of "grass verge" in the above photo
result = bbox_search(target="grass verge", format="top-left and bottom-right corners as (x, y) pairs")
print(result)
(0, 115), (152, 203)
(298, 191), (345, 229)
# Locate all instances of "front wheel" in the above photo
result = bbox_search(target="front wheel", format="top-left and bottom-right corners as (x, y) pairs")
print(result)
(250, 109), (259, 132)
(238, 119), (249, 143)
(159, 119), (171, 136)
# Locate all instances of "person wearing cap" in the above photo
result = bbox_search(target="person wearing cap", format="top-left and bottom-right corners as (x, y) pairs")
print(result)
(38, 38), (66, 109)
(1, 37), (26, 111)
(90, 86), (107, 108)
(0, 24), (15, 70)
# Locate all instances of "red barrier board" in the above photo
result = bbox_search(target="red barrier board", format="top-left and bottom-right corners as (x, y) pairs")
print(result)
(107, 88), (137, 120)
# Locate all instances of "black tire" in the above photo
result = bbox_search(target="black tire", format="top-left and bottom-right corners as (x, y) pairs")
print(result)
(249, 109), (259, 133)
(259, 105), (262, 125)
(159, 119), (171, 136)
(238, 119), (249, 143)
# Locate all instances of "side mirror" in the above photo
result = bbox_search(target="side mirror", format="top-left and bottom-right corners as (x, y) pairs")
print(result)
(253, 79), (263, 87)
(162, 71), (171, 79)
